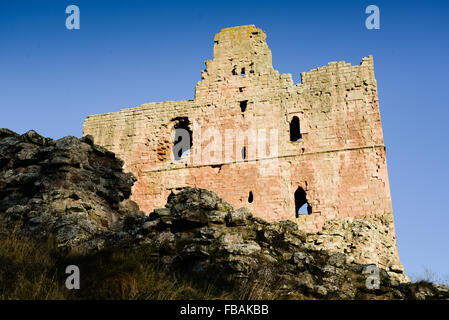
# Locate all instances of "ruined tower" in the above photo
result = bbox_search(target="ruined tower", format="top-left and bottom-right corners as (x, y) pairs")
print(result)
(83, 25), (398, 267)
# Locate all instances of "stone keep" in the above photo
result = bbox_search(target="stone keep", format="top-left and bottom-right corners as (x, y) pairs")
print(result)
(83, 25), (397, 257)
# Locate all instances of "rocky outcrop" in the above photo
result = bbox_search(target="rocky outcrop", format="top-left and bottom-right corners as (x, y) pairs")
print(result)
(0, 128), (144, 253)
(305, 215), (408, 283)
(0, 129), (447, 299)
(133, 187), (447, 299)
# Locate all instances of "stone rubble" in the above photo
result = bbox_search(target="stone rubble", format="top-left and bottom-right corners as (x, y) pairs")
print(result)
(0, 128), (446, 299)
(0, 128), (144, 253)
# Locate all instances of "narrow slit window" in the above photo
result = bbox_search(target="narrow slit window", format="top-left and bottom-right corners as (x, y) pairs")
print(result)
(241, 68), (246, 77)
(248, 191), (253, 203)
(241, 146), (246, 160)
(240, 100), (248, 113)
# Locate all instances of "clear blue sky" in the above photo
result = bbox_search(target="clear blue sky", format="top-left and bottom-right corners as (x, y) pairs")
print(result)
(1, 0), (448, 280)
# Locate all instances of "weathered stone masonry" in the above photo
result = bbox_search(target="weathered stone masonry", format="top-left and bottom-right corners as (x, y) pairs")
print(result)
(83, 25), (396, 250)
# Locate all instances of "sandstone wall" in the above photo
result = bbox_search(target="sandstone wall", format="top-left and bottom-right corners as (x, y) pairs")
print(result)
(83, 26), (395, 254)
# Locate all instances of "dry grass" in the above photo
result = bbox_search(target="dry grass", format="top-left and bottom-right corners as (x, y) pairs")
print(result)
(0, 234), (278, 300)
(0, 236), (65, 299)
(411, 267), (449, 286)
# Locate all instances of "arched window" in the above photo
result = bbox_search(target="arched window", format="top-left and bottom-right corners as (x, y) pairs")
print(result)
(172, 117), (193, 160)
(294, 187), (311, 217)
(290, 116), (302, 142)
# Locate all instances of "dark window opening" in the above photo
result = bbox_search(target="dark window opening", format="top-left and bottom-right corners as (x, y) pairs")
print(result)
(239, 87), (244, 93)
(295, 187), (311, 217)
(249, 62), (255, 74)
(248, 191), (253, 203)
(171, 117), (193, 160)
(241, 146), (246, 160)
(290, 116), (302, 142)
(241, 68), (246, 77)
(232, 67), (237, 75)
(240, 100), (248, 113)
(167, 191), (176, 204)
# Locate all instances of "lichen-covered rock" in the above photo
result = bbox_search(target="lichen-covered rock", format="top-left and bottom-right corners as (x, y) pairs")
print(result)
(305, 215), (409, 283)
(0, 130), (446, 300)
(131, 187), (448, 300)
(0, 129), (144, 253)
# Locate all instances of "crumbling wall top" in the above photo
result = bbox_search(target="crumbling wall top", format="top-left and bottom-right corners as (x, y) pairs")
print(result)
(299, 55), (376, 88)
(194, 25), (282, 101)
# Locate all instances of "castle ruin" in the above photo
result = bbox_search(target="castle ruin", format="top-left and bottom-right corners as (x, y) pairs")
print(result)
(83, 25), (400, 270)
